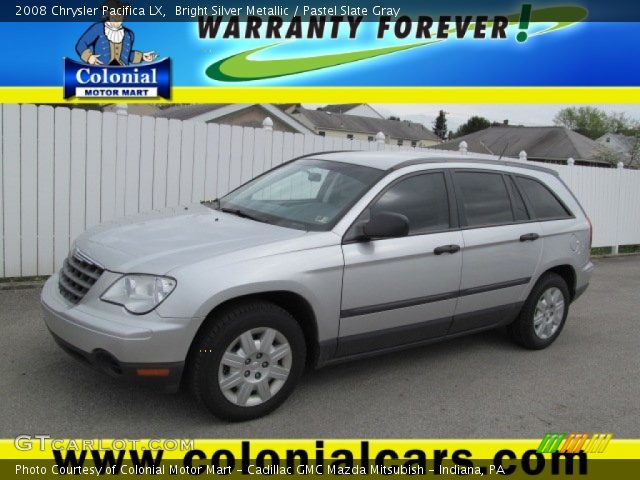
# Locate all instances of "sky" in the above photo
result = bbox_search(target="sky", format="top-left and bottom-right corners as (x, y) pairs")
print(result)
(304, 104), (640, 132)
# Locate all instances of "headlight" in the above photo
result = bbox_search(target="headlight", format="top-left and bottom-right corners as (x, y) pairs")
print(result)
(101, 275), (177, 314)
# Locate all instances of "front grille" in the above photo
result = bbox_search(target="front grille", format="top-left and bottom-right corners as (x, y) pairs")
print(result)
(58, 252), (104, 304)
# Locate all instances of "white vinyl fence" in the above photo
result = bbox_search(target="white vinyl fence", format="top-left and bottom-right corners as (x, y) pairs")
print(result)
(547, 163), (640, 250)
(0, 104), (639, 278)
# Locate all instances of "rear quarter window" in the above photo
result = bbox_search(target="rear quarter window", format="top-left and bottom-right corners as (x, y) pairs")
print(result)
(516, 176), (572, 220)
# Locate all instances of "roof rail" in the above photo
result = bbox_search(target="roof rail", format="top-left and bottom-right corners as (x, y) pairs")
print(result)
(291, 150), (353, 161)
(390, 157), (560, 177)
(272, 150), (355, 169)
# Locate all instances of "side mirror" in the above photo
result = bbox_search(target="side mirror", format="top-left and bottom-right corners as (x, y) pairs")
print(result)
(362, 212), (410, 239)
(307, 171), (322, 182)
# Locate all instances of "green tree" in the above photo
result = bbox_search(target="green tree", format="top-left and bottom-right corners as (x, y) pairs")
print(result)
(553, 107), (638, 139)
(433, 110), (448, 140)
(455, 116), (491, 137)
(607, 112), (633, 135)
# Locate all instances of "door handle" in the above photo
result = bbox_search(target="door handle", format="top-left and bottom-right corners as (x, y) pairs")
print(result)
(520, 233), (540, 242)
(434, 244), (461, 255)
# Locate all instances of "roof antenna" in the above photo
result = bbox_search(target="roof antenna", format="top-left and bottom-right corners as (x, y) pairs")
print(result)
(497, 142), (509, 161)
(479, 141), (494, 155)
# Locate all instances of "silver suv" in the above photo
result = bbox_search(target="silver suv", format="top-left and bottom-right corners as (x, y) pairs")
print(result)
(41, 151), (593, 421)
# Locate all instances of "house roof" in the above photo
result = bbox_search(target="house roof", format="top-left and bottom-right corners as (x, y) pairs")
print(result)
(151, 104), (229, 120)
(596, 133), (637, 153)
(150, 103), (314, 135)
(432, 126), (611, 164)
(274, 103), (301, 111)
(318, 104), (364, 114)
(596, 133), (639, 167)
(295, 108), (440, 142)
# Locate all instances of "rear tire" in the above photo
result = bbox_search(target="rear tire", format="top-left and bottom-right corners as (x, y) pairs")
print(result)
(508, 273), (570, 349)
(189, 301), (306, 421)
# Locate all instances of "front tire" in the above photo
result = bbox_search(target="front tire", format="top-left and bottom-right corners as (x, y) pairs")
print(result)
(189, 301), (306, 421)
(508, 273), (570, 349)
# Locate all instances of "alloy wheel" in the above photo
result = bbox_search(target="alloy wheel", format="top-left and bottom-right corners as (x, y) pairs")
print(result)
(217, 327), (292, 407)
(533, 287), (565, 340)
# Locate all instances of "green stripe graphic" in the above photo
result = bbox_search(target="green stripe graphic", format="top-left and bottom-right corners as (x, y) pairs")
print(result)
(537, 433), (567, 453)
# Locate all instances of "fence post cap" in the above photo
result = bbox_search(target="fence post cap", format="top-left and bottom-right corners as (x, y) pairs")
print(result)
(519, 150), (528, 161)
(617, 161), (625, 169)
(262, 117), (273, 130)
(375, 131), (385, 143)
(114, 104), (128, 116)
(567, 157), (575, 165)
(458, 141), (468, 153)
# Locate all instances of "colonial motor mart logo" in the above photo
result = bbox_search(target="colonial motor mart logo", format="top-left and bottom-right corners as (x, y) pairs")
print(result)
(63, 0), (170, 99)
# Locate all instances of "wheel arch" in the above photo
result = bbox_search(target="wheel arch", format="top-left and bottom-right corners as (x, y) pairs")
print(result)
(540, 264), (577, 301)
(185, 290), (320, 378)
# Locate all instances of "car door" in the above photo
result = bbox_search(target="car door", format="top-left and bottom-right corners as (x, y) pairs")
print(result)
(450, 170), (542, 333)
(338, 171), (464, 356)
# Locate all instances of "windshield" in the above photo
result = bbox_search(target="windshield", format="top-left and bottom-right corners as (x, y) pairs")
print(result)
(218, 159), (384, 231)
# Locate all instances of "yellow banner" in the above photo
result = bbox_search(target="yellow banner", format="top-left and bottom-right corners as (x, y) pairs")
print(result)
(3, 438), (639, 459)
(2, 438), (639, 478)
(2, 87), (640, 104)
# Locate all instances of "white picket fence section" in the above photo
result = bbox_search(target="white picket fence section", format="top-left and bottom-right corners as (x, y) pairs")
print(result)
(0, 104), (411, 278)
(549, 163), (640, 249)
(1, 104), (639, 278)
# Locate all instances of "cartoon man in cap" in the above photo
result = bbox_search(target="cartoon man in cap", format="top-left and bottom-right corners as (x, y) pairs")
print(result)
(76, 0), (157, 66)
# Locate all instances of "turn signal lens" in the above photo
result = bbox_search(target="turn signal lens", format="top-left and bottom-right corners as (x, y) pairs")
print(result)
(136, 368), (171, 377)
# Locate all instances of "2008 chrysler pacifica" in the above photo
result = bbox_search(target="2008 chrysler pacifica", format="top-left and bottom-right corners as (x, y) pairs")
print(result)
(42, 151), (594, 421)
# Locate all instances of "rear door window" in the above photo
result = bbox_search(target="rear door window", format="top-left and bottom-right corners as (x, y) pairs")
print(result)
(454, 172), (514, 227)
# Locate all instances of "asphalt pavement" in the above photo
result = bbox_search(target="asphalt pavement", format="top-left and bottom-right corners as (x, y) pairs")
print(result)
(1, 256), (638, 438)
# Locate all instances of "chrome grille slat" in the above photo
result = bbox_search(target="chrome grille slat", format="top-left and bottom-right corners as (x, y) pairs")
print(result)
(67, 255), (102, 280)
(62, 260), (93, 290)
(59, 274), (86, 298)
(58, 251), (104, 304)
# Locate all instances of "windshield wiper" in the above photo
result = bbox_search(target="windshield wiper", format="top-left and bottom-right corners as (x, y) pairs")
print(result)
(219, 207), (269, 224)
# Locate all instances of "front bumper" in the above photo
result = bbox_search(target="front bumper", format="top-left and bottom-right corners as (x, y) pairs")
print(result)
(49, 329), (184, 392)
(41, 274), (201, 392)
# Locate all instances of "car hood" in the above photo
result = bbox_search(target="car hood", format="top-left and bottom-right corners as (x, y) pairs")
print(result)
(74, 204), (310, 274)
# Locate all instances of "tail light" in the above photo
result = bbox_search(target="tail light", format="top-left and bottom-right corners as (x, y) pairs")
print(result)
(586, 216), (593, 252)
